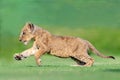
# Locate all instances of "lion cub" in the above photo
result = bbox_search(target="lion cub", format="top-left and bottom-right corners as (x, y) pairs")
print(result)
(14, 22), (115, 67)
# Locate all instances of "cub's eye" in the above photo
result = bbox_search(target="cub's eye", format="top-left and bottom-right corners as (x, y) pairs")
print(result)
(23, 32), (26, 35)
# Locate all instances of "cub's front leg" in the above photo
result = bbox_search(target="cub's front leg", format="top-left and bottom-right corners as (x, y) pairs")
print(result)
(34, 49), (47, 66)
(14, 47), (38, 60)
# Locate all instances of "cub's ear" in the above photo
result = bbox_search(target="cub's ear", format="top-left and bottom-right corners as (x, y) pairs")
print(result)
(26, 22), (34, 32)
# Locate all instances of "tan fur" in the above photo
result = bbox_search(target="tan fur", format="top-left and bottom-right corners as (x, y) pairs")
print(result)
(14, 22), (115, 67)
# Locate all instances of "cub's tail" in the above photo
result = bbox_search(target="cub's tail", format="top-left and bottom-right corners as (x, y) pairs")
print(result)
(86, 40), (115, 59)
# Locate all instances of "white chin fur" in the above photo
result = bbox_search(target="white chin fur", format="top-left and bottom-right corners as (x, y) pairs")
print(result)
(24, 42), (28, 45)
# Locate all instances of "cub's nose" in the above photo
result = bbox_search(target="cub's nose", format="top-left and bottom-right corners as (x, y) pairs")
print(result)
(19, 39), (22, 41)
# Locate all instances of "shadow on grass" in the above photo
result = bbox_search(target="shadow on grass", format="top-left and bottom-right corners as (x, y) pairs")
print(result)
(26, 65), (69, 68)
(104, 69), (120, 73)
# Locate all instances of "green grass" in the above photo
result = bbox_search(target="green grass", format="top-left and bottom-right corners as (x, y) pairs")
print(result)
(0, 55), (120, 80)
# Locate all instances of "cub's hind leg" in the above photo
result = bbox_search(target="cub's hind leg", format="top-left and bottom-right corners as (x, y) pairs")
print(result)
(71, 57), (86, 66)
(71, 55), (94, 67)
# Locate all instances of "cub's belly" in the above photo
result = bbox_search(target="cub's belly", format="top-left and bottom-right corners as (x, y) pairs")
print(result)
(50, 49), (71, 58)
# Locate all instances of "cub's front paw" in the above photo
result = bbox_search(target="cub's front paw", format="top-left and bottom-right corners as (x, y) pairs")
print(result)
(14, 54), (24, 60)
(36, 59), (41, 66)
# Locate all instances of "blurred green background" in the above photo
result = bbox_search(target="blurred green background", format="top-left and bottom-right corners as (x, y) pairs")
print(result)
(0, 0), (120, 80)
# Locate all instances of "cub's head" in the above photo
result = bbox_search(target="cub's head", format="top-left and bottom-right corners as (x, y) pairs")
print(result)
(19, 22), (35, 45)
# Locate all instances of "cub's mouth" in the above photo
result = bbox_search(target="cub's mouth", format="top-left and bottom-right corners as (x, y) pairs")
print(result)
(23, 41), (28, 45)
(19, 39), (29, 45)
